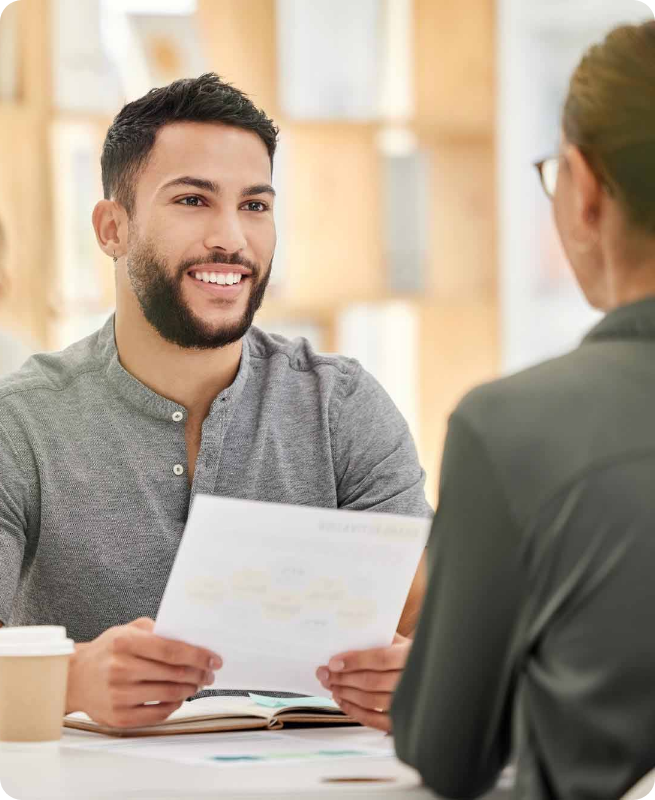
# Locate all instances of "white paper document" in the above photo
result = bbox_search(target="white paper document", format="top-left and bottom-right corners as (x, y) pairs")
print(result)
(155, 496), (430, 696)
(64, 728), (395, 768)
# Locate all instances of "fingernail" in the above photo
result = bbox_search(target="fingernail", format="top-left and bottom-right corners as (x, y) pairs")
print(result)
(317, 667), (329, 683)
(210, 657), (222, 669)
(329, 659), (345, 672)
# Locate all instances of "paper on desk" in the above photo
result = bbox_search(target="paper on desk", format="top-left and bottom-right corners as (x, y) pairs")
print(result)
(63, 728), (395, 768)
(155, 496), (429, 696)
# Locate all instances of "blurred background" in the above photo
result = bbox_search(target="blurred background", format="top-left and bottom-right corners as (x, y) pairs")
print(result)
(0, 0), (651, 504)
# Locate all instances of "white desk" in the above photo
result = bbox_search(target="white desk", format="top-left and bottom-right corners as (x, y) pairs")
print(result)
(0, 728), (512, 800)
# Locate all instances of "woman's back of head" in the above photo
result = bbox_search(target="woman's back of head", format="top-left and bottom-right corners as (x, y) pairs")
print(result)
(563, 20), (655, 236)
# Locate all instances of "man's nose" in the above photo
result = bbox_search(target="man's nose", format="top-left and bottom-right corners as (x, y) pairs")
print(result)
(203, 211), (247, 254)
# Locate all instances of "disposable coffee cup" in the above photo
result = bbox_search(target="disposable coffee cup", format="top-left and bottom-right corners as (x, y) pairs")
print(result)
(0, 626), (74, 744)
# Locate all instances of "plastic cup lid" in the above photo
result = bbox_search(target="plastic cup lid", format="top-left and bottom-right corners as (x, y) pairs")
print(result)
(0, 626), (74, 657)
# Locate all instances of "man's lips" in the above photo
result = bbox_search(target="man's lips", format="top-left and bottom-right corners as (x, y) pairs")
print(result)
(185, 269), (249, 297)
(186, 265), (253, 277)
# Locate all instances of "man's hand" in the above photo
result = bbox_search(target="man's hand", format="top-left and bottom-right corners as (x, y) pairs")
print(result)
(66, 618), (221, 729)
(316, 633), (411, 732)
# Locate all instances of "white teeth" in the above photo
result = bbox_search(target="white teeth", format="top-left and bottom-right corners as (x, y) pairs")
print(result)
(192, 270), (245, 285)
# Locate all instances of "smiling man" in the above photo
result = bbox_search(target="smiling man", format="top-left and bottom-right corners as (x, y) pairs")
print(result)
(0, 74), (430, 731)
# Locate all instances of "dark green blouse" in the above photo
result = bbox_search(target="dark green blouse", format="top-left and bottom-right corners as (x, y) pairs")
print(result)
(392, 297), (655, 800)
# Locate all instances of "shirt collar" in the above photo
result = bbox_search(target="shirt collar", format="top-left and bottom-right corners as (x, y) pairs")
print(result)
(583, 296), (655, 345)
(96, 314), (251, 420)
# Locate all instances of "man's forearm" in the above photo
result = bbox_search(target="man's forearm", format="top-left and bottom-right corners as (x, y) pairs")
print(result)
(397, 552), (427, 636)
(397, 604), (419, 638)
(65, 642), (89, 714)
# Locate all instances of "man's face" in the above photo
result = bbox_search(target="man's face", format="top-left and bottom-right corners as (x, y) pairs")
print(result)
(125, 122), (276, 349)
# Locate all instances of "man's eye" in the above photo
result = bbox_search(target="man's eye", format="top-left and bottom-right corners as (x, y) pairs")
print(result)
(242, 201), (268, 212)
(178, 196), (206, 207)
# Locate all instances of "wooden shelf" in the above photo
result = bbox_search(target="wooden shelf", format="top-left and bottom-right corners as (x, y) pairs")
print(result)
(0, 0), (501, 485)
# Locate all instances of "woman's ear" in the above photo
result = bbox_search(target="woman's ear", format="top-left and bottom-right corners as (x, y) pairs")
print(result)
(564, 144), (604, 236)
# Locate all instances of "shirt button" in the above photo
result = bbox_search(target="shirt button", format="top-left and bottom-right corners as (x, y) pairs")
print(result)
(173, 464), (184, 476)
(172, 411), (184, 422)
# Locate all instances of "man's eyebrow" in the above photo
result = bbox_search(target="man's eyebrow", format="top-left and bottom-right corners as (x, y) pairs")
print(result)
(241, 183), (276, 198)
(159, 176), (220, 194)
(158, 177), (276, 199)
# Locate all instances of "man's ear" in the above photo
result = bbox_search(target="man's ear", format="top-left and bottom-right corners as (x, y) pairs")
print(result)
(564, 144), (604, 235)
(92, 200), (128, 261)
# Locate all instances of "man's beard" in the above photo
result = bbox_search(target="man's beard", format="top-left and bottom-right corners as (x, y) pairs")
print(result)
(126, 235), (272, 350)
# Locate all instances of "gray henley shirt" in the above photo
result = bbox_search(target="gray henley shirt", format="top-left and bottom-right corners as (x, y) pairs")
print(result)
(0, 316), (431, 642)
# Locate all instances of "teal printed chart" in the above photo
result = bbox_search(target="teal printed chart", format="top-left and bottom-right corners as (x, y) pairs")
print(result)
(247, 693), (339, 710)
(210, 750), (369, 764)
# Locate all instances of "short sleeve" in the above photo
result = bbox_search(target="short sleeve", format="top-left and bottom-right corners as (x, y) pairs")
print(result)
(332, 364), (432, 517)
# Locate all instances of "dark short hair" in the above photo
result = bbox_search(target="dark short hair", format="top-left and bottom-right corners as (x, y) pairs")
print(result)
(564, 21), (655, 235)
(101, 73), (279, 216)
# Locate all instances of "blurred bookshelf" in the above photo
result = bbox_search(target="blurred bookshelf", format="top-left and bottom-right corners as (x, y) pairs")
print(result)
(0, 0), (499, 504)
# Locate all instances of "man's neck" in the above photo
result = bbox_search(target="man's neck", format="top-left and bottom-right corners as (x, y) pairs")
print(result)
(114, 304), (243, 419)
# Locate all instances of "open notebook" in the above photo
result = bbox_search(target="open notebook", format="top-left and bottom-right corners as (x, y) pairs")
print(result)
(64, 694), (357, 738)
